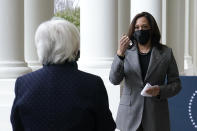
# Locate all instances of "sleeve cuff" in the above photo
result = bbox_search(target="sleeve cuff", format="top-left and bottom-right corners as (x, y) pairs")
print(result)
(117, 55), (125, 60)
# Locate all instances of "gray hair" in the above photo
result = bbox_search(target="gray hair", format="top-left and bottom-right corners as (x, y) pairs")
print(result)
(35, 19), (80, 65)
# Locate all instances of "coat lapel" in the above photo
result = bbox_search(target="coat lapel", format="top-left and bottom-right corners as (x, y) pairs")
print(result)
(144, 46), (163, 81)
(128, 44), (143, 82)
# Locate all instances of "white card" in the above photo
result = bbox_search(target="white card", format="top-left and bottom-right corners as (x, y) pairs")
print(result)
(141, 83), (152, 97)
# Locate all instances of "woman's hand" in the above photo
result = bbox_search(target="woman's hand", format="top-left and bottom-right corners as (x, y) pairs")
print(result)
(145, 85), (160, 96)
(117, 35), (130, 56)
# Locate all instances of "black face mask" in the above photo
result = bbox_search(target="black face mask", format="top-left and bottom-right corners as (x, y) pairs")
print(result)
(133, 29), (151, 45)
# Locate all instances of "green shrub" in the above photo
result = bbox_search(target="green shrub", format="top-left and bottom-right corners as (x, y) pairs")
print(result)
(54, 8), (80, 30)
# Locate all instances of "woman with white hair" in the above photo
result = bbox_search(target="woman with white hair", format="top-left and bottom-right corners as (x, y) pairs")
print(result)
(10, 19), (116, 131)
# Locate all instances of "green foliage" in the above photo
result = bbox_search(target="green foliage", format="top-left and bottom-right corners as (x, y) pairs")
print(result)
(55, 8), (80, 30)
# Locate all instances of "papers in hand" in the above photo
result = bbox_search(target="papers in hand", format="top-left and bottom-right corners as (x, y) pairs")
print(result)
(141, 83), (152, 97)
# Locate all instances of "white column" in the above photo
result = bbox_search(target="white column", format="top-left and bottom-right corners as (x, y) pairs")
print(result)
(118, 0), (130, 96)
(79, 0), (119, 119)
(166, 0), (185, 75)
(192, 0), (197, 75)
(184, 0), (193, 75)
(118, 0), (130, 39)
(195, 0), (197, 75)
(0, 0), (32, 78)
(25, 0), (54, 71)
(80, 0), (118, 68)
(130, 0), (162, 33)
(162, 0), (167, 44)
(0, 1), (31, 130)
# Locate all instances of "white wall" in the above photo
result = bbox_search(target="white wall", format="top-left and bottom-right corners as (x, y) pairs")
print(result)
(0, 79), (15, 131)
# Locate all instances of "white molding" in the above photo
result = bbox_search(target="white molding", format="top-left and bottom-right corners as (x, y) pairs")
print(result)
(0, 61), (32, 78)
(0, 67), (32, 79)
(184, 55), (194, 75)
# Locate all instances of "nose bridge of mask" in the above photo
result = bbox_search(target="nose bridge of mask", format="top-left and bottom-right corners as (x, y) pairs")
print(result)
(137, 29), (150, 35)
(136, 30), (146, 38)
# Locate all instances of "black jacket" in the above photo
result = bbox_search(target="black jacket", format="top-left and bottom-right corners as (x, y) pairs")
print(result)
(11, 62), (116, 131)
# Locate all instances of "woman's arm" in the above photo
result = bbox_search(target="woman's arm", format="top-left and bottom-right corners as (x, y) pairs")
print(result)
(159, 49), (182, 99)
(109, 35), (129, 85)
(109, 55), (125, 85)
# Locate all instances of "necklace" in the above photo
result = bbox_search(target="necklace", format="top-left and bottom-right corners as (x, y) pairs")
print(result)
(138, 48), (152, 55)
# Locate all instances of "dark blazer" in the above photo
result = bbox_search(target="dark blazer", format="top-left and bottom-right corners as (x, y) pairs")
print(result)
(110, 44), (181, 131)
(11, 62), (116, 131)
